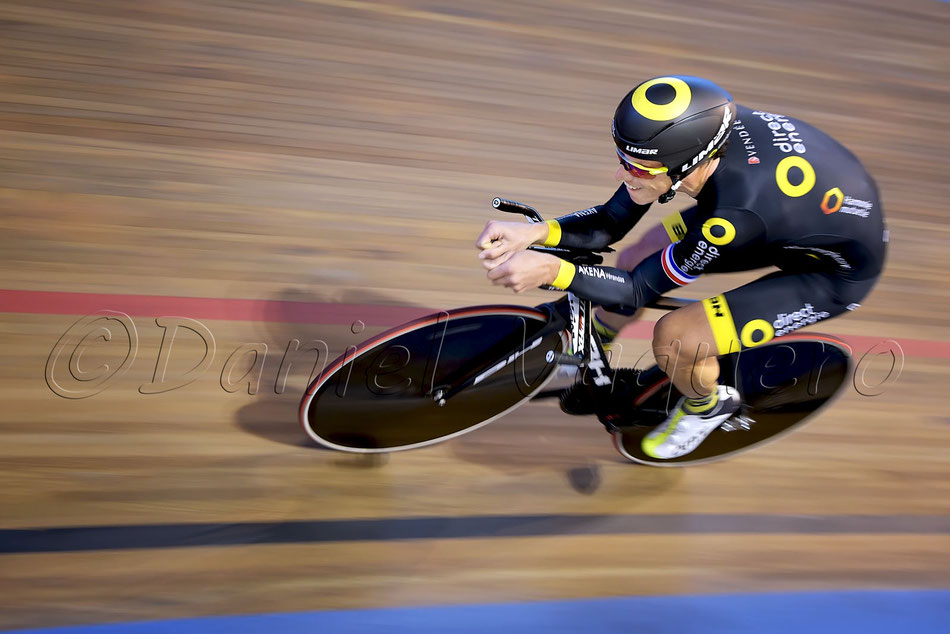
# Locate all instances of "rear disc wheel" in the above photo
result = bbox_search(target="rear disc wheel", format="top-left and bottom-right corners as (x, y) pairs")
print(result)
(614, 333), (852, 465)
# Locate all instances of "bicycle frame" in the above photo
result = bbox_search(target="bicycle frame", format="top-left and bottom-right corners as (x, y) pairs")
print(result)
(429, 292), (610, 405)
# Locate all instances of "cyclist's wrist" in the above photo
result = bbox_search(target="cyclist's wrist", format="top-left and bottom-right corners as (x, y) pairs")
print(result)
(549, 259), (576, 289)
(538, 219), (561, 246)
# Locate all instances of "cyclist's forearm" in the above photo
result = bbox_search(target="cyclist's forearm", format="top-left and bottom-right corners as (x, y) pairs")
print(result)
(548, 255), (676, 313)
(539, 185), (651, 249)
(539, 209), (614, 249)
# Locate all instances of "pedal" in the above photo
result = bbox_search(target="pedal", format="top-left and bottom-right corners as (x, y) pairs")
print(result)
(598, 413), (633, 434)
(720, 413), (756, 432)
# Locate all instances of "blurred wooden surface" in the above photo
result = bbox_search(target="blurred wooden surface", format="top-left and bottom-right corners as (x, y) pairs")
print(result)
(1, 0), (949, 629)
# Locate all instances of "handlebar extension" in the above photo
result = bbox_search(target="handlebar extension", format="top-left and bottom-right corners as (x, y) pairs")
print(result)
(491, 197), (544, 223)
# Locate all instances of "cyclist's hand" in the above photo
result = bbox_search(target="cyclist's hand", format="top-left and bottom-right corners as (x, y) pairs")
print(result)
(486, 250), (561, 293)
(476, 221), (548, 269)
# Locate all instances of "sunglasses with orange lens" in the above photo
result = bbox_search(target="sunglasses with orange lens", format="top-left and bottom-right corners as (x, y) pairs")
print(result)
(616, 149), (668, 179)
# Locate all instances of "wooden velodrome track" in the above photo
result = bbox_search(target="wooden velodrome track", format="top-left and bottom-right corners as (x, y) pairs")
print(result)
(1, 0), (949, 629)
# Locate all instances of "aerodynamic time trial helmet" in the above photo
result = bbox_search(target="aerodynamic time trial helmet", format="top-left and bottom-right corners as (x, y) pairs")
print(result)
(612, 75), (736, 188)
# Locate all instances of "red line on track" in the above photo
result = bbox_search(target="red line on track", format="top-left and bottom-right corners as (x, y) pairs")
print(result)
(3, 289), (949, 358)
(0, 289), (429, 327)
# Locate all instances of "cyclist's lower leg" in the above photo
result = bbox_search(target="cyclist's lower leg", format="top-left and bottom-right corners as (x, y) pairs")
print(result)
(642, 308), (741, 458)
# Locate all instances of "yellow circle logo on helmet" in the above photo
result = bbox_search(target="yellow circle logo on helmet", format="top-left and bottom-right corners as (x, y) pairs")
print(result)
(631, 77), (693, 122)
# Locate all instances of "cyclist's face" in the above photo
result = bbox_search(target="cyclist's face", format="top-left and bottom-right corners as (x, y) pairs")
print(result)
(615, 154), (673, 204)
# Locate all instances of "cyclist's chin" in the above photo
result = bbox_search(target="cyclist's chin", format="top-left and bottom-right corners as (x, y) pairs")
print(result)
(625, 183), (663, 205)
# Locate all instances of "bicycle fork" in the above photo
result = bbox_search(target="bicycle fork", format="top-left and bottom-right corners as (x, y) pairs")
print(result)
(546, 293), (613, 388)
(428, 294), (612, 407)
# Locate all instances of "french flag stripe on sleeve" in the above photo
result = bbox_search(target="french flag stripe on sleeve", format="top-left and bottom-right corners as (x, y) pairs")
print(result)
(661, 243), (698, 286)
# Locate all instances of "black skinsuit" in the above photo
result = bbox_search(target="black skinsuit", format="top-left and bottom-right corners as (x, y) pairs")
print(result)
(549, 105), (887, 353)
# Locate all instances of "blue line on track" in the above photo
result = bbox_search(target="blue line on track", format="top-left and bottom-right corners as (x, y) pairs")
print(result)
(4, 590), (950, 634)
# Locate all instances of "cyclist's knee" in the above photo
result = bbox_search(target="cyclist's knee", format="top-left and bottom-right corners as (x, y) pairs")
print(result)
(652, 307), (715, 369)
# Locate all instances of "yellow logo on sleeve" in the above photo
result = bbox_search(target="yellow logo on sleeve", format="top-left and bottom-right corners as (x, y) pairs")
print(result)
(701, 218), (736, 246)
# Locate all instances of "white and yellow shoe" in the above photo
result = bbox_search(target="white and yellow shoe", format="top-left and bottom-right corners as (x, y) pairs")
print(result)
(642, 385), (741, 459)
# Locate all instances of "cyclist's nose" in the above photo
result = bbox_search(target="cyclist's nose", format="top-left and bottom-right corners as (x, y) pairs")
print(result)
(617, 166), (641, 185)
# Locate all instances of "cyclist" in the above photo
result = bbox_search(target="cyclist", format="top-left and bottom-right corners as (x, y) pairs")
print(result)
(476, 75), (887, 460)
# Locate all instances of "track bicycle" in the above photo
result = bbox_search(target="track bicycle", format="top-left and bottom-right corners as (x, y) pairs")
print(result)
(298, 198), (852, 465)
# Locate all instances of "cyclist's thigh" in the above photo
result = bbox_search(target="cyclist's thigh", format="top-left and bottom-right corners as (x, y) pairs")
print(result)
(702, 270), (878, 354)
